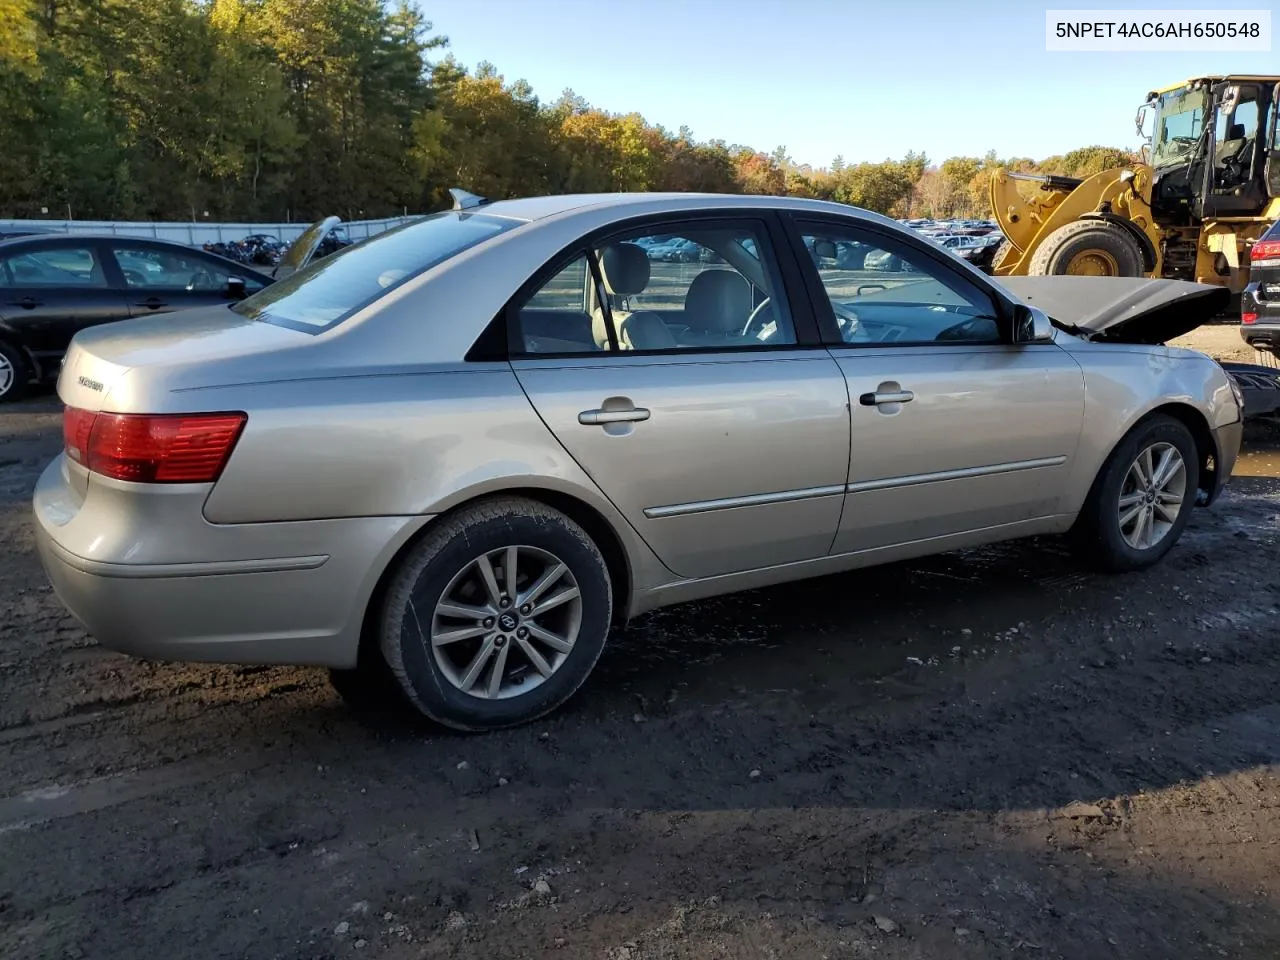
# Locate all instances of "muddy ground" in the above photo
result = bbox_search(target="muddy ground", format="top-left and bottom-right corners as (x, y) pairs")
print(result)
(2, 341), (1280, 960)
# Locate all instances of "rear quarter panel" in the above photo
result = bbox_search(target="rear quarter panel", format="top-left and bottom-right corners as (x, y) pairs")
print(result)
(198, 363), (670, 595)
(1054, 336), (1239, 512)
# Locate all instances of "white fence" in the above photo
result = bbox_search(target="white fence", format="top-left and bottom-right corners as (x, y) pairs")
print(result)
(0, 215), (420, 247)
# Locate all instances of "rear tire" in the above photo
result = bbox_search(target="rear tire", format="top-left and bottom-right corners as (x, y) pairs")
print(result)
(992, 239), (1017, 272)
(0, 340), (29, 403)
(378, 498), (613, 732)
(1029, 220), (1145, 277)
(1071, 414), (1199, 573)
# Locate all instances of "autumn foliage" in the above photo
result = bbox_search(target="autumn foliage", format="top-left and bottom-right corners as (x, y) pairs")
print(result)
(0, 1), (1138, 222)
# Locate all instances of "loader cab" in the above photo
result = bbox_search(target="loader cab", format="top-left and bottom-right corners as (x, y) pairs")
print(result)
(1200, 80), (1273, 218)
(1146, 78), (1279, 223)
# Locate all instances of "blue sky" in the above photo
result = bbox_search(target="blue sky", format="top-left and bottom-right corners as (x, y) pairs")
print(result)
(420, 0), (1276, 168)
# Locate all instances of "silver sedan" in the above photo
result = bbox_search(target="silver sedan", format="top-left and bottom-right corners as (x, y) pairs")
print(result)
(33, 191), (1244, 730)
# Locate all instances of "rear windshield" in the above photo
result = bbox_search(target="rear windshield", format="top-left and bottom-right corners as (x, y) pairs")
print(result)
(233, 211), (520, 333)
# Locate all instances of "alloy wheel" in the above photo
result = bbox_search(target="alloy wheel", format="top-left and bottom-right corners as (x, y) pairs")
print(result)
(422, 545), (582, 700)
(1117, 441), (1186, 550)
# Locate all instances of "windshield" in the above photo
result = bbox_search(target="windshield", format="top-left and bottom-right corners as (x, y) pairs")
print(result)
(234, 211), (520, 332)
(1150, 87), (1208, 168)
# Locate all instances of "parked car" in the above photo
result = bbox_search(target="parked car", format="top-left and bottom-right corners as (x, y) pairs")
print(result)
(34, 191), (1242, 732)
(1240, 220), (1280, 355)
(645, 238), (702, 262)
(0, 217), (347, 401)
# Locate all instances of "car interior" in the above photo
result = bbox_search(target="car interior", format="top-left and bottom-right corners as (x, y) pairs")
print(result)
(516, 228), (788, 354)
(514, 228), (1004, 355)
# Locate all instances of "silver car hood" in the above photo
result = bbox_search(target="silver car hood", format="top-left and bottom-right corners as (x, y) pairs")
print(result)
(992, 276), (1230, 344)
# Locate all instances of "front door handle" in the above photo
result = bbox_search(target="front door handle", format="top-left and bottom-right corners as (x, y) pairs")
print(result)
(135, 297), (167, 309)
(6, 297), (42, 309)
(859, 389), (914, 406)
(578, 406), (651, 425)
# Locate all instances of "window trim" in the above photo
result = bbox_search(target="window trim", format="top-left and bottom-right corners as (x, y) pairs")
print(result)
(498, 209), (823, 361)
(782, 214), (1017, 350)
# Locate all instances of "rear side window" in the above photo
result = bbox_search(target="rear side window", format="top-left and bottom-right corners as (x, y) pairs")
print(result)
(1, 247), (107, 287)
(234, 211), (520, 333)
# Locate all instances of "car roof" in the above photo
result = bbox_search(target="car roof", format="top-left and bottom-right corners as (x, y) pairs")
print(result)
(471, 191), (897, 228)
(0, 232), (207, 246)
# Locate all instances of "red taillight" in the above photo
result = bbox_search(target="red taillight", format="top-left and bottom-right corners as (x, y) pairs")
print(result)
(63, 407), (247, 483)
(1242, 312), (1258, 324)
(1249, 240), (1280, 262)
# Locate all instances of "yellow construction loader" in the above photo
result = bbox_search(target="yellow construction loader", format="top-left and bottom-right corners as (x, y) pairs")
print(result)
(989, 75), (1280, 304)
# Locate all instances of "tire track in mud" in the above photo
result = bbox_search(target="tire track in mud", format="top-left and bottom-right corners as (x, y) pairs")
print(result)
(5, 399), (1280, 958)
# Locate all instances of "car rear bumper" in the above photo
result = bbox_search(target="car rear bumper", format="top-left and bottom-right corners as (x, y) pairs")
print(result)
(1240, 287), (1280, 349)
(32, 455), (431, 668)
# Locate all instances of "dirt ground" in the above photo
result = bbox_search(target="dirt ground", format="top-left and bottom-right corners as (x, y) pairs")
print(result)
(3, 335), (1280, 960)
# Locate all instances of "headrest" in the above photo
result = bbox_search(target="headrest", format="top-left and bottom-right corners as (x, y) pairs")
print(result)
(1227, 123), (1245, 140)
(683, 270), (752, 333)
(599, 243), (650, 296)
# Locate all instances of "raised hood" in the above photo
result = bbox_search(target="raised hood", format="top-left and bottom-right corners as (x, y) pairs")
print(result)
(270, 215), (342, 280)
(992, 276), (1231, 344)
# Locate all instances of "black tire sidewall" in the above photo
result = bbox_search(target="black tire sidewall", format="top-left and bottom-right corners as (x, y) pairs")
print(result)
(0, 340), (28, 403)
(1088, 417), (1200, 569)
(383, 509), (611, 730)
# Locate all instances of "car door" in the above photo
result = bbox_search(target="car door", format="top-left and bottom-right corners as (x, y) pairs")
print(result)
(107, 241), (263, 318)
(789, 216), (1086, 555)
(0, 240), (130, 364)
(509, 214), (851, 580)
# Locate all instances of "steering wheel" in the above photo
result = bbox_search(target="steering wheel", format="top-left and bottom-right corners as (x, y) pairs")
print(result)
(186, 268), (214, 291)
(832, 302), (860, 340)
(741, 297), (776, 341)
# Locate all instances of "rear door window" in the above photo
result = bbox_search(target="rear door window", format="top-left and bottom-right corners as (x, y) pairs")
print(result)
(1, 247), (107, 288)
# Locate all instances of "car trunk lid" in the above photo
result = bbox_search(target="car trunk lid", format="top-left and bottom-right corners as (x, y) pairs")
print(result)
(58, 304), (309, 411)
(993, 276), (1230, 344)
(56, 305), (317, 497)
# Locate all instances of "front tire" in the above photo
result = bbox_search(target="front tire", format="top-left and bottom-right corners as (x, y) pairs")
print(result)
(378, 498), (613, 731)
(1071, 414), (1199, 572)
(1029, 220), (1145, 277)
(0, 340), (29, 403)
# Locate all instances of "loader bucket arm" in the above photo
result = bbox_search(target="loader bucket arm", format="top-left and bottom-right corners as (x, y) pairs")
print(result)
(988, 165), (1162, 277)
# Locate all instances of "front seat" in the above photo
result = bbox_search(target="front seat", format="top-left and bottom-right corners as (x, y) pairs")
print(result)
(680, 269), (752, 345)
(592, 243), (676, 350)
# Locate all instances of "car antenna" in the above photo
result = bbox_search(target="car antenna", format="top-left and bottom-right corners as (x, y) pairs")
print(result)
(449, 188), (489, 211)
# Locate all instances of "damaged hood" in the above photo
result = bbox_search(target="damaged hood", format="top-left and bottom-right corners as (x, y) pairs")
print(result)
(992, 276), (1230, 344)
(271, 215), (343, 280)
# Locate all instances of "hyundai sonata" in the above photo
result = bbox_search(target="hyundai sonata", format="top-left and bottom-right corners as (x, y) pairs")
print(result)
(34, 190), (1243, 730)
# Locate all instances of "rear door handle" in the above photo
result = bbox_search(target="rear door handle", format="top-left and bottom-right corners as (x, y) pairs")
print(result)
(6, 297), (42, 309)
(578, 407), (651, 425)
(859, 390), (914, 406)
(135, 297), (167, 309)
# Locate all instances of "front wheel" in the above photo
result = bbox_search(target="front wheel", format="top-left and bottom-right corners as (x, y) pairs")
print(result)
(0, 341), (29, 403)
(378, 498), (613, 731)
(1071, 414), (1200, 572)
(1029, 220), (1145, 277)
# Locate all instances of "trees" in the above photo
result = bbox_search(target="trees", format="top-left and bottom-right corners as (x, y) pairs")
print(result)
(0, 2), (1143, 222)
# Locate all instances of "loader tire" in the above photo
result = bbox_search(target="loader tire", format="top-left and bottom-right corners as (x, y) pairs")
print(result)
(1028, 220), (1144, 278)
(992, 239), (1017, 272)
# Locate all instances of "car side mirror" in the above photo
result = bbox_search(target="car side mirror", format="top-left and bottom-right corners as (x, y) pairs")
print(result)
(1013, 303), (1054, 343)
(225, 276), (247, 301)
